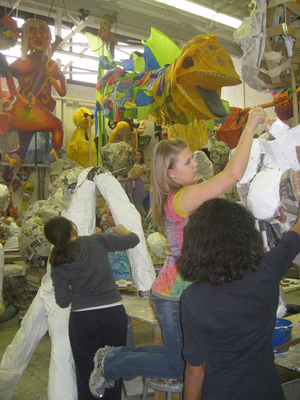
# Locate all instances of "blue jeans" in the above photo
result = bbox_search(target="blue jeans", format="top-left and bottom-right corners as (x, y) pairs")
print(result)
(104, 294), (185, 382)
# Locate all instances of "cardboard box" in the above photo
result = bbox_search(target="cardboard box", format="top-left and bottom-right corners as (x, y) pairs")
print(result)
(267, 23), (296, 38)
(268, 0), (300, 17)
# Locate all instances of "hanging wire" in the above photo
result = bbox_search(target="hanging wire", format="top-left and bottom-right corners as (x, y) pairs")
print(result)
(61, 0), (75, 36)
(7, 0), (20, 17)
(92, 43), (106, 52)
(46, 0), (55, 25)
(61, 0), (89, 50)
(207, 0), (220, 34)
(7, 0), (13, 13)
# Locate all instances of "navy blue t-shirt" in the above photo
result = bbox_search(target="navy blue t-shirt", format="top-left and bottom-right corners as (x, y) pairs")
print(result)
(181, 231), (300, 400)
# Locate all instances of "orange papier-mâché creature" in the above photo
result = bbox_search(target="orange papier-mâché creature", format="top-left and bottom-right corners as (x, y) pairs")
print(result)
(5, 19), (66, 164)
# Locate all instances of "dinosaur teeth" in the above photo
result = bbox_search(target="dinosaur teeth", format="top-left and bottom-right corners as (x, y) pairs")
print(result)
(189, 71), (239, 83)
(178, 83), (213, 118)
(178, 83), (197, 108)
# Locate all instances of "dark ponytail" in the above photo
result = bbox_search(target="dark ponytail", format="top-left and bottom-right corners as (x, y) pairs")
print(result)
(44, 216), (78, 268)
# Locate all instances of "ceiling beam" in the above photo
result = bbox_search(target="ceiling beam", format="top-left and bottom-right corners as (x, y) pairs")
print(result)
(1, 0), (242, 56)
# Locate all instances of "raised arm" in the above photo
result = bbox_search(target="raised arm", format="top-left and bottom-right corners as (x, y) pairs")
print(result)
(112, 224), (131, 235)
(50, 72), (66, 97)
(184, 363), (205, 400)
(290, 202), (300, 236)
(102, 225), (140, 252)
(182, 107), (267, 214)
(46, 60), (67, 98)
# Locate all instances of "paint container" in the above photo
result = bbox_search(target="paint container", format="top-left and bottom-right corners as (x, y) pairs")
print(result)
(18, 315), (24, 327)
(272, 318), (293, 353)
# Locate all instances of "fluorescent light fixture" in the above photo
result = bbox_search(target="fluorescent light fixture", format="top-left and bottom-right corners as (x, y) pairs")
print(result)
(155, 0), (242, 29)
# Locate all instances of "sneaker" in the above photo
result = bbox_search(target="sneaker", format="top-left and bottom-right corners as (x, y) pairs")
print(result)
(89, 346), (115, 398)
(138, 290), (150, 300)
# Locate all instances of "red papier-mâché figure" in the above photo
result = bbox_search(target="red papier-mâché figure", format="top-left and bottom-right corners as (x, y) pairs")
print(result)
(4, 19), (66, 162)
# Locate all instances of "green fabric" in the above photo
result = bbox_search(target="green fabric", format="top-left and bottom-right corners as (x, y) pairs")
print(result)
(223, 100), (231, 114)
(132, 52), (145, 73)
(142, 27), (181, 68)
(86, 32), (112, 60)
(205, 119), (215, 131)
(124, 100), (157, 120)
(205, 100), (232, 130)
(86, 32), (114, 75)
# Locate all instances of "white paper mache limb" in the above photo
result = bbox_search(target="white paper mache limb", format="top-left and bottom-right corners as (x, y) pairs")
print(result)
(94, 172), (156, 292)
(259, 125), (300, 171)
(63, 170), (96, 235)
(44, 175), (97, 400)
(0, 175), (97, 400)
(0, 268), (77, 400)
(238, 139), (263, 185)
(39, 270), (77, 400)
(247, 167), (282, 221)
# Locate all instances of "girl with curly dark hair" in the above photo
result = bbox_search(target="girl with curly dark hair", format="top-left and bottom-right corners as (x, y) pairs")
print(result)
(178, 198), (264, 285)
(178, 198), (300, 400)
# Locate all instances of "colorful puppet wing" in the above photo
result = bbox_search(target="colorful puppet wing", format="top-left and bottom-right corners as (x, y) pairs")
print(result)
(142, 27), (181, 69)
(142, 45), (160, 72)
(122, 52), (145, 73)
(132, 52), (146, 73)
(87, 31), (115, 137)
(123, 52), (146, 73)
(130, 86), (157, 121)
(122, 58), (134, 72)
(216, 107), (249, 149)
(86, 32), (114, 70)
(169, 34), (241, 121)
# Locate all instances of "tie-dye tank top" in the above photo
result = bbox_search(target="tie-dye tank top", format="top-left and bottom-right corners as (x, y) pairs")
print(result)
(152, 188), (192, 299)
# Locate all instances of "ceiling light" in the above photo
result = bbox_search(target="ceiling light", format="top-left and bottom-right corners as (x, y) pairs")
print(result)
(154, 0), (242, 29)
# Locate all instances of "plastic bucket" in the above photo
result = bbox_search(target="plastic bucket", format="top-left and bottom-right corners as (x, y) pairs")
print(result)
(272, 318), (293, 353)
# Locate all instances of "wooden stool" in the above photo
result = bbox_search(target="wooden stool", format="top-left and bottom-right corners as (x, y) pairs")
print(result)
(142, 377), (184, 400)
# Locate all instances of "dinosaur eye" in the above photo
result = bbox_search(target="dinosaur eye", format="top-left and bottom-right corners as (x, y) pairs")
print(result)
(182, 57), (194, 68)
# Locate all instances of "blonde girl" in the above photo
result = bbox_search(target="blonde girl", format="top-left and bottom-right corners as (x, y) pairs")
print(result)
(89, 107), (266, 396)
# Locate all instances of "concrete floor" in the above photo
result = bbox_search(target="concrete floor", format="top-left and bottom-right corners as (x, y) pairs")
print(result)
(0, 288), (300, 400)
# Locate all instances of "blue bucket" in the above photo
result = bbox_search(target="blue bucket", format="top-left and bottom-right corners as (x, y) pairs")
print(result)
(272, 318), (293, 353)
